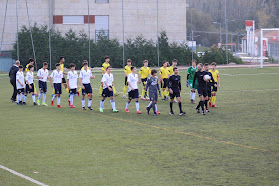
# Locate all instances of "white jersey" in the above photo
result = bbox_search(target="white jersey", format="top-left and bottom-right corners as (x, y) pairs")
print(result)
(50, 70), (63, 84)
(16, 71), (25, 89)
(127, 73), (138, 92)
(79, 69), (92, 84)
(25, 71), (34, 84)
(102, 73), (114, 89)
(67, 70), (78, 89)
(37, 68), (49, 82)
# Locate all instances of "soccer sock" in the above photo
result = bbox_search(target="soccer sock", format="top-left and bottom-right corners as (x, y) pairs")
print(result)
(52, 89), (55, 95)
(43, 93), (46, 103)
(213, 96), (216, 105)
(147, 101), (152, 108)
(193, 92), (196, 101)
(57, 97), (61, 105)
(197, 101), (201, 109)
(205, 100), (208, 108)
(170, 102), (173, 112)
(135, 101), (140, 111)
(82, 99), (85, 107)
(162, 89), (165, 98)
(112, 86), (116, 94)
(178, 102), (182, 112)
(110, 100), (116, 110)
(88, 99), (92, 107)
(100, 100), (104, 109)
(200, 101), (204, 111)
(125, 101), (130, 109)
(20, 94), (24, 101)
(34, 86), (37, 94)
(141, 87), (145, 98)
(66, 88), (69, 93)
(190, 91), (193, 100)
(164, 89), (168, 98)
(123, 85), (127, 95)
(32, 94), (35, 103)
(155, 104), (158, 112)
(70, 94), (74, 105)
(152, 103), (156, 114)
(23, 95), (27, 102)
(99, 85), (103, 95)
(38, 92), (43, 100)
(17, 94), (20, 103)
(52, 95), (56, 101)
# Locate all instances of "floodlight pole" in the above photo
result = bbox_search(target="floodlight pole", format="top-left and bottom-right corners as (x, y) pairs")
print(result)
(48, 0), (52, 70)
(16, 0), (19, 60)
(122, 0), (125, 68)
(260, 29), (263, 68)
(225, 0), (228, 64)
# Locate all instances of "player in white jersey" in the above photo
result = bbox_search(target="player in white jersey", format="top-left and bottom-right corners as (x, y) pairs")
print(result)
(37, 62), (49, 106)
(79, 61), (95, 110)
(50, 63), (64, 107)
(125, 66), (142, 114)
(23, 65), (37, 105)
(16, 65), (25, 105)
(67, 63), (79, 108)
(99, 66), (118, 113)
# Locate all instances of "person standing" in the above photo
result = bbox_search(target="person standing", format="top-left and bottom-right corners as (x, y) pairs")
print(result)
(9, 60), (20, 102)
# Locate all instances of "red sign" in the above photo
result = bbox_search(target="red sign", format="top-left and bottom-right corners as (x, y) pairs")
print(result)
(263, 40), (267, 56)
(245, 20), (254, 27)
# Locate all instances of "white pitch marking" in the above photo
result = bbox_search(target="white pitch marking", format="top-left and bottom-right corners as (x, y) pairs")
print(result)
(0, 165), (48, 186)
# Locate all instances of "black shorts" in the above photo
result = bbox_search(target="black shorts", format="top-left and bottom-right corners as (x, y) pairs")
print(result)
(70, 88), (77, 94)
(207, 88), (211, 97)
(62, 77), (66, 84)
(25, 83), (34, 93)
(17, 88), (24, 94)
(161, 78), (168, 89)
(82, 84), (92, 95)
(39, 80), (47, 92)
(212, 83), (218, 92)
(102, 86), (113, 97)
(128, 89), (139, 99)
(170, 89), (180, 99)
(197, 86), (208, 97)
(54, 83), (62, 94)
(124, 77), (128, 86)
(149, 92), (158, 102)
(141, 78), (148, 85)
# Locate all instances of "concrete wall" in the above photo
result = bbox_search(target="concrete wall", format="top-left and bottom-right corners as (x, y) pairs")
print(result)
(0, 0), (187, 51)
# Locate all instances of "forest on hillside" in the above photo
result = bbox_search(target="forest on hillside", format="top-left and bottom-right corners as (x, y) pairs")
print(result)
(187, 0), (279, 47)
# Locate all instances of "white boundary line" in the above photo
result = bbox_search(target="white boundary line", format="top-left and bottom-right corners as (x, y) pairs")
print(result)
(0, 165), (48, 186)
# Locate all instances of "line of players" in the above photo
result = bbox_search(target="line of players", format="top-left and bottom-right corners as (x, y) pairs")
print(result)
(13, 56), (220, 116)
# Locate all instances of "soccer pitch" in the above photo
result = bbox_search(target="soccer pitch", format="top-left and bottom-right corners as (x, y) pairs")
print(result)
(0, 66), (279, 185)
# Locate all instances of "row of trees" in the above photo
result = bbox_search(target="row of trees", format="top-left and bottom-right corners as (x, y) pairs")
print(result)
(11, 24), (241, 70)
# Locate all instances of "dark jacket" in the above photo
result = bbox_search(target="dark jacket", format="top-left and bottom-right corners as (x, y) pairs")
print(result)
(9, 65), (19, 81)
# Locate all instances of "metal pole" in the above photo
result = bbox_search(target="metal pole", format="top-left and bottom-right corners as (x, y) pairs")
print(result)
(260, 29), (263, 68)
(87, 0), (91, 67)
(0, 0), (8, 53)
(157, 0), (159, 67)
(191, 0), (193, 60)
(220, 23), (222, 45)
(16, 0), (19, 60)
(231, 33), (233, 52)
(48, 0), (52, 70)
(122, 0), (125, 67)
(25, 0), (37, 71)
(225, 0), (228, 64)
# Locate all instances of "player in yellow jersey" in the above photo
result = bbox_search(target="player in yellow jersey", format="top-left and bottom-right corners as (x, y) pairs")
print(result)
(123, 59), (132, 98)
(209, 62), (220, 107)
(139, 60), (151, 100)
(159, 61), (170, 101)
(25, 58), (38, 95)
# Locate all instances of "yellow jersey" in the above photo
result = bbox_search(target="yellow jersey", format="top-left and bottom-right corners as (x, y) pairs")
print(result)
(60, 63), (64, 72)
(102, 62), (110, 75)
(124, 65), (132, 76)
(25, 64), (30, 72)
(160, 66), (170, 79)
(168, 66), (178, 75)
(209, 69), (219, 82)
(139, 66), (151, 79)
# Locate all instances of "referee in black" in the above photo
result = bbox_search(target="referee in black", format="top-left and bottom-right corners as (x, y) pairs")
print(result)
(9, 60), (20, 102)
(168, 67), (185, 116)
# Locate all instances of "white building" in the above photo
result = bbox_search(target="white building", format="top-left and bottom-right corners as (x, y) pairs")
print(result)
(0, 0), (187, 51)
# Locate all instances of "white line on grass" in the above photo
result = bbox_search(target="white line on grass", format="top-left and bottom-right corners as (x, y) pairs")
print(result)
(222, 73), (279, 76)
(0, 165), (48, 186)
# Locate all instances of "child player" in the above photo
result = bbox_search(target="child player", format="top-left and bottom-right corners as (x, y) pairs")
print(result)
(37, 62), (49, 106)
(125, 66), (142, 114)
(16, 65), (25, 105)
(139, 60), (151, 100)
(50, 63), (63, 107)
(187, 60), (197, 104)
(159, 61), (170, 101)
(100, 66), (118, 113)
(52, 57), (69, 96)
(168, 67), (185, 115)
(145, 69), (161, 116)
(79, 61), (95, 110)
(123, 59), (132, 98)
(25, 58), (38, 95)
(204, 63), (217, 112)
(23, 65), (37, 105)
(67, 63), (79, 108)
(209, 62), (220, 107)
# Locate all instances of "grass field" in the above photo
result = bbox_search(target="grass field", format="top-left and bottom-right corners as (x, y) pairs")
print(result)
(0, 66), (279, 185)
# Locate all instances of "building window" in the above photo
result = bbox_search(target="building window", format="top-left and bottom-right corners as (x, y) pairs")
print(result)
(63, 16), (84, 24)
(95, 0), (109, 3)
(95, 16), (109, 40)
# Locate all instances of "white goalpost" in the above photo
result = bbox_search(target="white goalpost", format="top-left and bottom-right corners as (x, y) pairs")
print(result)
(260, 28), (279, 68)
